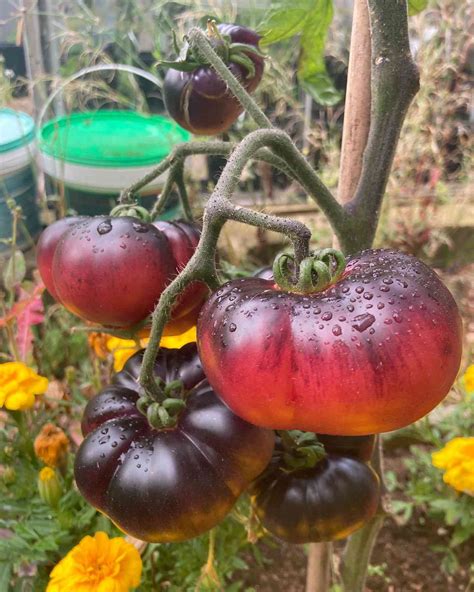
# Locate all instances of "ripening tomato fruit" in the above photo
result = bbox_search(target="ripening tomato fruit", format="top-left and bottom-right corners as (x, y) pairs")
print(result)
(163, 23), (264, 135)
(36, 216), (86, 301)
(74, 344), (274, 542)
(197, 249), (463, 435)
(251, 454), (380, 544)
(38, 216), (206, 329)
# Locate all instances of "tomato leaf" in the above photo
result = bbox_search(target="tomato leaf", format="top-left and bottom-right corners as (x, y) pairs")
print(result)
(258, 0), (341, 106)
(2, 250), (26, 292)
(408, 0), (428, 16)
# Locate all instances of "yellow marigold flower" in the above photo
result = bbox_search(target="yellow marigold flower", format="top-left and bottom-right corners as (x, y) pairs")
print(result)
(106, 337), (144, 373)
(0, 362), (48, 410)
(161, 324), (197, 349)
(463, 364), (474, 393)
(432, 437), (474, 496)
(34, 423), (69, 467)
(47, 531), (142, 592)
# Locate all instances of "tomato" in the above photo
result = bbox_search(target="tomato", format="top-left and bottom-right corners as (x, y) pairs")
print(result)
(36, 216), (86, 301)
(74, 343), (275, 542)
(153, 220), (208, 320)
(197, 249), (463, 435)
(163, 23), (264, 135)
(39, 216), (206, 329)
(251, 454), (380, 544)
(317, 434), (375, 462)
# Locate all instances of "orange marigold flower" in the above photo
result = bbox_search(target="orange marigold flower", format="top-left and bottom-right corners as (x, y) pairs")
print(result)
(463, 364), (474, 393)
(87, 332), (110, 359)
(0, 362), (48, 410)
(46, 531), (142, 592)
(34, 423), (69, 467)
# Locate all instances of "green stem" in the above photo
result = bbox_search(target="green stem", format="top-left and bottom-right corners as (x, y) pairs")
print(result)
(344, 0), (420, 252)
(174, 160), (193, 221)
(11, 411), (36, 464)
(150, 160), (182, 220)
(187, 27), (272, 129)
(138, 132), (313, 394)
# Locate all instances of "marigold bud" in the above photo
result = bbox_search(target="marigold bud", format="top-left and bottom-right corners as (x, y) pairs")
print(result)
(38, 467), (62, 508)
(34, 423), (69, 467)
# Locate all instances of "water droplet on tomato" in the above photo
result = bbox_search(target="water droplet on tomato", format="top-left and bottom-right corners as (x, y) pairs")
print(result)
(133, 222), (148, 233)
(321, 312), (333, 321)
(352, 313), (376, 332)
(97, 220), (112, 234)
(332, 325), (342, 336)
(229, 323), (237, 332)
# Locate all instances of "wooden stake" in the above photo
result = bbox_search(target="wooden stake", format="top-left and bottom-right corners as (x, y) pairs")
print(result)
(337, 0), (371, 205)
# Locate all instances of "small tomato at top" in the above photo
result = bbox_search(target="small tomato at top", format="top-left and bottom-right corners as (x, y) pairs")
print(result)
(197, 249), (463, 435)
(163, 23), (264, 135)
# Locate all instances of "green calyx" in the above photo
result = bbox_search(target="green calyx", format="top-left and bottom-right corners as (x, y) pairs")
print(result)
(278, 430), (326, 471)
(273, 248), (346, 294)
(160, 19), (264, 80)
(109, 203), (152, 222)
(137, 379), (187, 429)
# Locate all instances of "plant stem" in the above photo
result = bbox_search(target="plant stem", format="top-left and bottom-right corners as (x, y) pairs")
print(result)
(174, 160), (193, 221)
(187, 27), (272, 130)
(138, 130), (313, 395)
(305, 542), (332, 592)
(344, 0), (420, 252)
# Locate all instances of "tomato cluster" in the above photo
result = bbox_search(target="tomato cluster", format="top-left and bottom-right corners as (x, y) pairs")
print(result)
(37, 19), (464, 547)
(37, 216), (207, 331)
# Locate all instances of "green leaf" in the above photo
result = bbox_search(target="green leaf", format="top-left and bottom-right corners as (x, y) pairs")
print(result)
(408, 0), (428, 16)
(258, 0), (313, 46)
(258, 0), (341, 106)
(3, 250), (26, 291)
(0, 562), (11, 590)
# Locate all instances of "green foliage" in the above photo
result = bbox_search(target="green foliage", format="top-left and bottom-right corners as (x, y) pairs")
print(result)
(258, 0), (342, 105)
(387, 390), (474, 575)
(408, 0), (429, 16)
(2, 251), (26, 292)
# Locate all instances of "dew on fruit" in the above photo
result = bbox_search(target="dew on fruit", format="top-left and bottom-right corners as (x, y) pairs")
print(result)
(332, 325), (342, 336)
(322, 312), (333, 321)
(229, 323), (237, 332)
(132, 222), (148, 233)
(352, 313), (376, 332)
(97, 220), (112, 235)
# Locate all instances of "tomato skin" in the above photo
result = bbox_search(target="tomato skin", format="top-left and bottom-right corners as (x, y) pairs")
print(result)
(36, 216), (86, 301)
(163, 24), (264, 135)
(318, 434), (375, 462)
(251, 455), (380, 544)
(197, 249), (463, 435)
(153, 220), (208, 320)
(75, 344), (275, 543)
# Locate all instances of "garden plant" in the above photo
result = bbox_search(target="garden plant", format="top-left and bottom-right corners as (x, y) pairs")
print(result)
(1, 0), (472, 590)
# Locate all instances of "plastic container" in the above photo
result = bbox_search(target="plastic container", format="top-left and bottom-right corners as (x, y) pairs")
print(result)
(0, 108), (40, 252)
(38, 109), (191, 216)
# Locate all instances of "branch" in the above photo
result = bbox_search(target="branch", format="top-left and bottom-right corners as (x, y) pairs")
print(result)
(138, 129), (313, 395)
(344, 0), (420, 252)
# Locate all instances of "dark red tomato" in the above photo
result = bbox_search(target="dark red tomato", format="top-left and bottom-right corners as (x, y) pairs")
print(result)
(251, 455), (380, 544)
(163, 24), (264, 135)
(197, 249), (463, 435)
(74, 344), (274, 542)
(51, 216), (174, 327)
(153, 220), (208, 320)
(36, 216), (86, 301)
(317, 434), (375, 462)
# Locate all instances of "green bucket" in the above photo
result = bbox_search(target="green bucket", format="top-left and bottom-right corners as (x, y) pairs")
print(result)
(38, 111), (191, 217)
(0, 108), (40, 252)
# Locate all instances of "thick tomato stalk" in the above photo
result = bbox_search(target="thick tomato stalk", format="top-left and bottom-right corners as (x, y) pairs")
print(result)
(36, 216), (207, 329)
(197, 249), (463, 435)
(163, 23), (264, 135)
(74, 343), (275, 543)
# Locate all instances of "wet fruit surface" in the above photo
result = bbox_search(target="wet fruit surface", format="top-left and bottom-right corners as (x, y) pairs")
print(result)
(197, 249), (463, 435)
(163, 24), (264, 135)
(36, 216), (85, 301)
(252, 455), (380, 544)
(75, 344), (275, 542)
